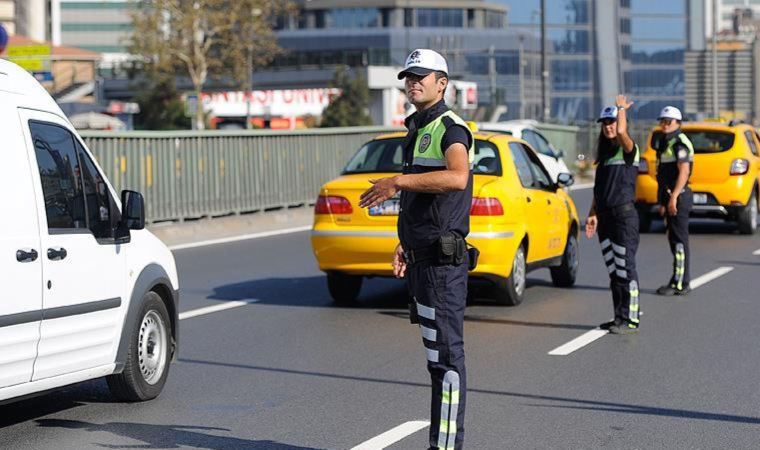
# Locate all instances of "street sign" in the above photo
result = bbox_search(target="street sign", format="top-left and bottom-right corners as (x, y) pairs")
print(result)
(32, 71), (54, 82)
(0, 24), (8, 54)
(7, 44), (51, 71)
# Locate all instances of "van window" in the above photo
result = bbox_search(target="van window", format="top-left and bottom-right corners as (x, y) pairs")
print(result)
(29, 121), (88, 230)
(75, 140), (116, 238)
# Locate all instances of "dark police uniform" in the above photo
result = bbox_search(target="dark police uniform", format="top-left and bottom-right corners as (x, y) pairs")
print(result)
(656, 131), (694, 292)
(399, 99), (473, 450)
(594, 141), (641, 329)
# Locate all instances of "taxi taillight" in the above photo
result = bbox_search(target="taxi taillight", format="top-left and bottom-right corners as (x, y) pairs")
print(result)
(470, 197), (504, 216)
(315, 195), (353, 214)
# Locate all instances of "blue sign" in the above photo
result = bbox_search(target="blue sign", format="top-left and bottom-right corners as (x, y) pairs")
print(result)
(33, 71), (54, 82)
(0, 24), (8, 54)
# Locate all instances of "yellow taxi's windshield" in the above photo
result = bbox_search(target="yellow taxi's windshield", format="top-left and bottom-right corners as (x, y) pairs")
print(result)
(343, 137), (503, 175)
(650, 130), (735, 154)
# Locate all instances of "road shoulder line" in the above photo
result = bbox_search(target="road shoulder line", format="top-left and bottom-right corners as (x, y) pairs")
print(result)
(169, 226), (312, 251)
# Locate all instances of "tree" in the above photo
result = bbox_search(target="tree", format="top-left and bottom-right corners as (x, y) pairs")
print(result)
(132, 73), (191, 130)
(320, 67), (373, 127)
(129, 0), (291, 130)
(220, 1), (295, 129)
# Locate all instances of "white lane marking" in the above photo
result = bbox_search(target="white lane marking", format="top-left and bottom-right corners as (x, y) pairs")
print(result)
(753, 248), (760, 256)
(548, 329), (608, 356)
(569, 182), (593, 191)
(179, 299), (259, 320)
(168, 225), (312, 251)
(690, 266), (734, 289)
(350, 421), (430, 450)
(548, 267), (735, 356)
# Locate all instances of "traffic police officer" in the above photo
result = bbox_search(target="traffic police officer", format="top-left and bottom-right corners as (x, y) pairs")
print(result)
(654, 106), (694, 296)
(359, 48), (474, 450)
(585, 96), (641, 334)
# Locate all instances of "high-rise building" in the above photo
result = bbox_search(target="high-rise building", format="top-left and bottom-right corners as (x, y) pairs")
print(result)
(57, 0), (134, 62)
(705, 0), (760, 36)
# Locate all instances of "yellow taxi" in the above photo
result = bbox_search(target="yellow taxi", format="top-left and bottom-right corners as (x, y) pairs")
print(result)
(310, 130), (580, 306)
(636, 122), (760, 234)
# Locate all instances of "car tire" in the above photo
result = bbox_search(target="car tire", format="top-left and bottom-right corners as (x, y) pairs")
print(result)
(107, 291), (171, 402)
(737, 190), (758, 235)
(494, 244), (526, 306)
(637, 205), (652, 233)
(550, 233), (578, 287)
(327, 272), (363, 305)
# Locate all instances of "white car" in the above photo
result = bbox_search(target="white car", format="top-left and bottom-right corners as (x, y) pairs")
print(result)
(478, 120), (571, 182)
(0, 60), (179, 404)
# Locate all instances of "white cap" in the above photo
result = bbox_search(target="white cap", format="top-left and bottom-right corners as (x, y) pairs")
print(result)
(597, 105), (618, 122)
(658, 106), (682, 121)
(398, 49), (449, 80)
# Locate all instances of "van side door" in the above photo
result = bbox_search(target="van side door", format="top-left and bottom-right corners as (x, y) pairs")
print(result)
(0, 100), (43, 390)
(18, 108), (126, 381)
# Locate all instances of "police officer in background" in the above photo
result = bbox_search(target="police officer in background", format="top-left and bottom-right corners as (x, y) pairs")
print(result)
(585, 95), (641, 334)
(654, 106), (694, 296)
(359, 49), (474, 450)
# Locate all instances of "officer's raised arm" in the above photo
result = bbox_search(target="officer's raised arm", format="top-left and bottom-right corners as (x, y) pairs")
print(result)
(615, 94), (635, 153)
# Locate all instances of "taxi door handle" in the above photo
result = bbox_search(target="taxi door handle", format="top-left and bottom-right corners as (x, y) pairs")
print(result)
(47, 247), (68, 261)
(526, 196), (532, 203)
(547, 199), (552, 205)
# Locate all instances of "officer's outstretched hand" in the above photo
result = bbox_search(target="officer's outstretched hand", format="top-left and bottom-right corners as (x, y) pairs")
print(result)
(359, 177), (400, 208)
(585, 215), (597, 239)
(392, 243), (407, 279)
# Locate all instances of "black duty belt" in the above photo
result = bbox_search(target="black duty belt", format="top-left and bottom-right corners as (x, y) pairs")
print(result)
(598, 202), (634, 217)
(404, 245), (438, 265)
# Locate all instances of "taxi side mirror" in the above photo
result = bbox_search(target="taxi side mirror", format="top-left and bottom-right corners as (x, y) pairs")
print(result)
(556, 172), (574, 188)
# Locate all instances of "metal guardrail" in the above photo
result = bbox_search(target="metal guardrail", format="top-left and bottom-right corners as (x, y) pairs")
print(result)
(81, 127), (400, 223)
(80, 123), (585, 223)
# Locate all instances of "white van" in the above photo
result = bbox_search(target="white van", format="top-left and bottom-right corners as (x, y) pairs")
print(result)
(0, 60), (179, 404)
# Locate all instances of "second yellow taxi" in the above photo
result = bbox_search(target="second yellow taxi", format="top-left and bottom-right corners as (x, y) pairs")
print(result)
(311, 130), (580, 306)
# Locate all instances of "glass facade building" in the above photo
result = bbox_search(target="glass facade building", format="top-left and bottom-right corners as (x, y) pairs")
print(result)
(490, 0), (596, 122)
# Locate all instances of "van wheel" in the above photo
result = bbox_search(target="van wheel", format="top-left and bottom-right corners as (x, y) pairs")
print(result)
(737, 191), (758, 235)
(327, 272), (363, 305)
(551, 233), (578, 287)
(494, 244), (526, 306)
(637, 205), (652, 233)
(107, 292), (171, 402)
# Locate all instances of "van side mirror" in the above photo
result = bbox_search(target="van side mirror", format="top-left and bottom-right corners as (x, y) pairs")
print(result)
(556, 149), (565, 160)
(121, 190), (145, 230)
(556, 172), (574, 188)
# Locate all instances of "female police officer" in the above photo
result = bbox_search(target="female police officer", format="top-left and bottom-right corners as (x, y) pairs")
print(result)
(586, 95), (641, 334)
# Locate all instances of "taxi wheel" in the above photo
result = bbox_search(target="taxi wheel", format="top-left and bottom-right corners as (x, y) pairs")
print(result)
(327, 272), (363, 305)
(550, 233), (578, 287)
(737, 191), (758, 235)
(494, 244), (526, 306)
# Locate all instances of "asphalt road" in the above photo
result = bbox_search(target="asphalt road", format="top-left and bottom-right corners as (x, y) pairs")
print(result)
(2, 188), (760, 449)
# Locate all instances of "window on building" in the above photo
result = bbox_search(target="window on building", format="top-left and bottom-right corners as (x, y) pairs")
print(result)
(630, 0), (685, 14)
(548, 29), (590, 54)
(551, 60), (592, 91)
(323, 8), (381, 28)
(631, 42), (685, 64)
(417, 8), (464, 27)
(631, 17), (686, 40)
(625, 69), (685, 96)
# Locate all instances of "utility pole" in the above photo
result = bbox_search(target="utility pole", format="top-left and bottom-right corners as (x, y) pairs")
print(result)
(518, 35), (525, 120)
(711, 0), (719, 118)
(540, 0), (549, 121)
(489, 45), (497, 108)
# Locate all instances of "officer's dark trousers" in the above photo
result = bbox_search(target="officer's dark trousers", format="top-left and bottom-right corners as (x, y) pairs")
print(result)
(664, 189), (692, 289)
(407, 260), (468, 450)
(598, 206), (640, 325)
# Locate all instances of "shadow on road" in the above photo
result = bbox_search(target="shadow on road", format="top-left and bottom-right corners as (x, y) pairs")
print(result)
(378, 310), (593, 330)
(180, 358), (760, 426)
(0, 379), (111, 429)
(36, 419), (323, 450)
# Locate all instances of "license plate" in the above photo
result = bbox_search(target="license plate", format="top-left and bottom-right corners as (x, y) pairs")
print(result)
(369, 198), (400, 216)
(693, 193), (707, 204)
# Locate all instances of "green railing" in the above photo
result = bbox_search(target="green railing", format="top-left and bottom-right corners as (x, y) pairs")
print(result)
(81, 127), (400, 223)
(81, 123), (583, 223)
